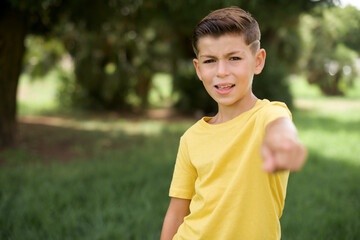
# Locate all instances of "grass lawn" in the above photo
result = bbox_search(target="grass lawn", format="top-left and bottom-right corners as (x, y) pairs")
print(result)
(281, 104), (360, 239)
(0, 76), (359, 239)
(0, 117), (190, 239)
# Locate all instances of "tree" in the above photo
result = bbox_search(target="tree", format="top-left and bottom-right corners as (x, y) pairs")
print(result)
(0, 0), (65, 148)
(0, 4), (26, 148)
(56, 0), (180, 110)
(0, 0), (133, 147)
(299, 5), (360, 95)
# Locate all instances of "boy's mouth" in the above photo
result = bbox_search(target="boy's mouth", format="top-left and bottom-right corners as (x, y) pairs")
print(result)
(214, 84), (235, 95)
(215, 84), (235, 89)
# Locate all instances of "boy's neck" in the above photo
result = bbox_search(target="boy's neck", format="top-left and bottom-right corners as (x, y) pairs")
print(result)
(208, 94), (258, 125)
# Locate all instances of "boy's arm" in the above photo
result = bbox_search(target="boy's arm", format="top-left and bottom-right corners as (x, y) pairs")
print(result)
(261, 117), (307, 173)
(160, 197), (190, 240)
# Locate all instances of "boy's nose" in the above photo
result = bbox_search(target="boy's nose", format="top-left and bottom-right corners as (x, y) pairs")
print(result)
(216, 60), (230, 78)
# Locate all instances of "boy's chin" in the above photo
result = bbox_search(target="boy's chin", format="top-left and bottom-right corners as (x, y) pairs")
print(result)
(213, 99), (237, 107)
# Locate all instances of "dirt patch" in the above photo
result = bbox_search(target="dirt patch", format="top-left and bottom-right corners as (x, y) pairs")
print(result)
(1, 116), (144, 164)
(15, 122), (92, 162)
(1, 111), (193, 165)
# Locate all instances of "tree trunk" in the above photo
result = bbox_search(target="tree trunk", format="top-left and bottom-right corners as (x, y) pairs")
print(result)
(0, 7), (26, 148)
(137, 72), (152, 109)
(321, 72), (344, 96)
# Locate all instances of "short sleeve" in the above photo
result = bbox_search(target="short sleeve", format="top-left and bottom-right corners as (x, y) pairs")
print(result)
(262, 101), (292, 128)
(169, 136), (197, 199)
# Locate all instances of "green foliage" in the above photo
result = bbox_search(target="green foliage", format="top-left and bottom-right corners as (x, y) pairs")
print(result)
(7, 0), (339, 113)
(3, 0), (64, 34)
(64, 31), (131, 110)
(22, 36), (65, 79)
(299, 6), (360, 95)
(253, 49), (294, 108)
(57, 1), (177, 110)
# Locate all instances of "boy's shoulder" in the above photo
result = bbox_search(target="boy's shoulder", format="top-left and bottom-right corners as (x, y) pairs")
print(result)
(261, 99), (289, 109)
(180, 118), (205, 139)
(255, 99), (292, 127)
(258, 99), (291, 118)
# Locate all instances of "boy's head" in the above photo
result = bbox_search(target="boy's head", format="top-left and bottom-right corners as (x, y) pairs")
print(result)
(192, 6), (261, 56)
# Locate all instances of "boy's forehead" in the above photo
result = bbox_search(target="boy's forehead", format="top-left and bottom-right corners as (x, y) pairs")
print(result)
(197, 34), (249, 55)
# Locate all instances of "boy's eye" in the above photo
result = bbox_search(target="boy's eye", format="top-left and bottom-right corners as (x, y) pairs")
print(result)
(203, 59), (215, 64)
(229, 57), (241, 61)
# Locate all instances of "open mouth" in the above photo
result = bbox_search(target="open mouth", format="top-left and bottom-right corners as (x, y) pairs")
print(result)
(214, 84), (235, 95)
(215, 84), (235, 89)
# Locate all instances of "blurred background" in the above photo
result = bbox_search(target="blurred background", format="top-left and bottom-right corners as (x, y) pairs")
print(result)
(0, 0), (359, 239)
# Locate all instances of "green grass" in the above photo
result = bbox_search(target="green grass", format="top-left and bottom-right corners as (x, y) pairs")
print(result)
(281, 77), (360, 239)
(0, 121), (191, 240)
(1, 75), (359, 239)
(281, 108), (360, 239)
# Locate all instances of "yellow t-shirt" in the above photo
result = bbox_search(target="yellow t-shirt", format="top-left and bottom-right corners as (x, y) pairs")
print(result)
(169, 99), (291, 240)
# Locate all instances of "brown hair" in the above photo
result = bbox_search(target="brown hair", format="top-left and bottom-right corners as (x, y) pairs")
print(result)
(192, 6), (261, 56)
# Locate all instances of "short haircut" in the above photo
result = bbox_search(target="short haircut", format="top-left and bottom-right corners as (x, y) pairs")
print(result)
(192, 6), (261, 56)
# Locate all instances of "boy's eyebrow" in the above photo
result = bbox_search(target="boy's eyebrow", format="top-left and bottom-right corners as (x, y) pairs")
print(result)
(199, 50), (245, 59)
(199, 54), (215, 59)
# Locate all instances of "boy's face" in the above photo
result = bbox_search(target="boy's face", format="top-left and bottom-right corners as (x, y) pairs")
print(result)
(193, 34), (265, 109)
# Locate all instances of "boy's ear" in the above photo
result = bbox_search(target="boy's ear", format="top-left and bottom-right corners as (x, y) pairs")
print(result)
(193, 58), (202, 81)
(254, 49), (266, 75)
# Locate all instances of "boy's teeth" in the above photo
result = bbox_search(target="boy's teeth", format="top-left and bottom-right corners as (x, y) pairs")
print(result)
(217, 84), (234, 89)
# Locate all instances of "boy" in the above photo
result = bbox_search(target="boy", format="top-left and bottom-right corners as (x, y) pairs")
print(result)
(160, 6), (306, 240)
